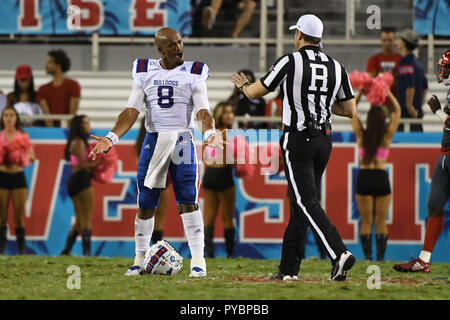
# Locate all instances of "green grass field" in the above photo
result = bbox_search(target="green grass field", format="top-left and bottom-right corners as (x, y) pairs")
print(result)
(0, 255), (449, 300)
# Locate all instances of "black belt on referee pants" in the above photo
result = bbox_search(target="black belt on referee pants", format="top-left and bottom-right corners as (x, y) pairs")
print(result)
(283, 122), (332, 137)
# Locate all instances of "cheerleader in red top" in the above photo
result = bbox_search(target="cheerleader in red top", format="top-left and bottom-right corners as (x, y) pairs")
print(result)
(60, 115), (100, 256)
(0, 107), (35, 255)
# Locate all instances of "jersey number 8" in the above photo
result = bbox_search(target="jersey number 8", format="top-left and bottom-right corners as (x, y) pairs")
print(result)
(157, 86), (174, 108)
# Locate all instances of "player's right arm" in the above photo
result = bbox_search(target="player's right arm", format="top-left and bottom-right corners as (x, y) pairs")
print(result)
(89, 78), (145, 160)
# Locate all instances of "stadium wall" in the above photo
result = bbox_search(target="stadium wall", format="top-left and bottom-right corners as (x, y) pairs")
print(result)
(2, 128), (449, 263)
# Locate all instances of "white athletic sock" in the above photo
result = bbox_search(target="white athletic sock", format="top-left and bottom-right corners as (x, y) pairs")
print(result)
(181, 209), (204, 257)
(419, 250), (431, 263)
(133, 215), (154, 267)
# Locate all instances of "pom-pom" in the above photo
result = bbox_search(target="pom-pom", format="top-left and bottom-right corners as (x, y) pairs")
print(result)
(7, 134), (33, 167)
(235, 162), (256, 178)
(232, 135), (255, 178)
(366, 73), (393, 106)
(89, 142), (118, 184)
(349, 71), (372, 93)
(366, 77), (387, 106)
(379, 72), (394, 88)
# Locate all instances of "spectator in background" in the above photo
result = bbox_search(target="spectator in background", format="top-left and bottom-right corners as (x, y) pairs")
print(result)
(228, 69), (266, 129)
(366, 27), (402, 95)
(201, 0), (256, 38)
(265, 88), (283, 129)
(396, 29), (428, 132)
(0, 91), (6, 115)
(37, 50), (81, 127)
(7, 65), (44, 127)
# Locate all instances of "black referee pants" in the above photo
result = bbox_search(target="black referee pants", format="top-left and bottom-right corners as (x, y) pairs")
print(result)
(279, 130), (347, 275)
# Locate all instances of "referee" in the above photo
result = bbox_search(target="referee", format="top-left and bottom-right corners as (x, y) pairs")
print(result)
(232, 14), (357, 281)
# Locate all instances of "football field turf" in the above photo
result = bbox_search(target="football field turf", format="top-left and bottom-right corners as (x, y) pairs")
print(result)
(0, 256), (448, 300)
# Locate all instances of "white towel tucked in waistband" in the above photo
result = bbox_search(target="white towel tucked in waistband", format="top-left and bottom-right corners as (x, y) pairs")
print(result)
(144, 131), (179, 189)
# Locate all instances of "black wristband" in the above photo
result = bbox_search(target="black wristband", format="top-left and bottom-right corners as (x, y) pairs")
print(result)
(238, 82), (251, 90)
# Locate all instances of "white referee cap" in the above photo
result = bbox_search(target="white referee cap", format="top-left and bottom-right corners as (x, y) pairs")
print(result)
(289, 14), (323, 38)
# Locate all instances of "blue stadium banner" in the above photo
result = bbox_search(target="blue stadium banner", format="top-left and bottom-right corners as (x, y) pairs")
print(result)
(0, 0), (191, 35)
(3, 128), (449, 263)
(414, 0), (450, 36)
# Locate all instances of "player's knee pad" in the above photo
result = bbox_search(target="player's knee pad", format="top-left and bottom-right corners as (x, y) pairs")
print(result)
(138, 189), (160, 211)
(428, 207), (444, 217)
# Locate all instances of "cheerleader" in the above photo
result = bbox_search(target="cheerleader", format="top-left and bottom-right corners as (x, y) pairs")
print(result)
(203, 102), (238, 258)
(0, 107), (35, 255)
(349, 71), (401, 261)
(60, 115), (100, 256)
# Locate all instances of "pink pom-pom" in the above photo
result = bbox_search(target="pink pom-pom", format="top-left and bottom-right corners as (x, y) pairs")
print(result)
(366, 73), (393, 106)
(0, 143), (4, 165)
(235, 163), (255, 178)
(349, 71), (373, 92)
(232, 135), (256, 178)
(7, 134), (33, 167)
(89, 142), (118, 184)
(366, 76), (388, 106)
(380, 72), (394, 89)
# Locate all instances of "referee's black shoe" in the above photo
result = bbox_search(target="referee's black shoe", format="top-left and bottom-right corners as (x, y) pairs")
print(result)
(268, 271), (298, 281)
(329, 251), (355, 281)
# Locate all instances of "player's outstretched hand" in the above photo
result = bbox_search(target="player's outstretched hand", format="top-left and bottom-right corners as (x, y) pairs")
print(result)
(427, 95), (441, 114)
(89, 134), (112, 160)
(205, 129), (226, 149)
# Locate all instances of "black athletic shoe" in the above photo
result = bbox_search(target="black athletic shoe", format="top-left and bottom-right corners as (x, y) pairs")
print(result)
(268, 271), (298, 281)
(330, 251), (355, 281)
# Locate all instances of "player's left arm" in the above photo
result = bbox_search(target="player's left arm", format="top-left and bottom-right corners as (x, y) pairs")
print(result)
(193, 80), (223, 149)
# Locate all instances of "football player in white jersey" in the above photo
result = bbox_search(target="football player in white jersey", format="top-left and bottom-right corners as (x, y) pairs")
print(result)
(89, 27), (223, 277)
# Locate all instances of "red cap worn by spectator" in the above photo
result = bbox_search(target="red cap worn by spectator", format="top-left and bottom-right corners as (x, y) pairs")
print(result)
(15, 65), (32, 80)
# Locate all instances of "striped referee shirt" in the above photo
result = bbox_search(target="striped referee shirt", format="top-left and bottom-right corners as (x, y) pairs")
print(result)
(260, 45), (355, 131)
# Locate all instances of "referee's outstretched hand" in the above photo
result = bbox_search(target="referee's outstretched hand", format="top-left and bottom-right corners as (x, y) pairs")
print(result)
(231, 72), (250, 89)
